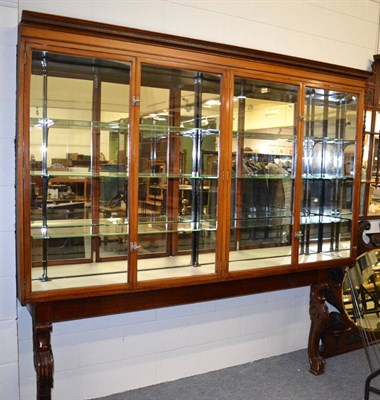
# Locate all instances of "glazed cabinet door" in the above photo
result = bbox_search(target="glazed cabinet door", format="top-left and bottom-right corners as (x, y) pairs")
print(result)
(300, 87), (358, 264)
(25, 50), (133, 294)
(228, 77), (298, 272)
(360, 55), (380, 217)
(135, 64), (222, 282)
(361, 109), (380, 216)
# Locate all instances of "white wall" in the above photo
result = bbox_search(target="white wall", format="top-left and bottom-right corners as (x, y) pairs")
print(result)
(0, 1), (19, 399)
(16, 0), (380, 70)
(1, 1), (379, 399)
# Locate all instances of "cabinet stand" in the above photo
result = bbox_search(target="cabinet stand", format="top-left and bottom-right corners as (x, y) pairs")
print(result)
(23, 269), (327, 400)
(307, 270), (375, 375)
(30, 304), (54, 400)
(308, 283), (329, 375)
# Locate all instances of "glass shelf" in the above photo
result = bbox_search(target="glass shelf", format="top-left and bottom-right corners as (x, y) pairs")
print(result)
(233, 174), (293, 179)
(303, 136), (356, 144)
(137, 173), (218, 179)
(30, 117), (130, 132)
(231, 218), (292, 228)
(233, 130), (296, 142)
(31, 218), (127, 239)
(140, 126), (220, 138)
(302, 174), (354, 180)
(31, 170), (93, 178)
(30, 216), (220, 240)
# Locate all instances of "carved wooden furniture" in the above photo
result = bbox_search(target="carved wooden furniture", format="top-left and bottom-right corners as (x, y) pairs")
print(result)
(16, 11), (371, 399)
(309, 54), (380, 373)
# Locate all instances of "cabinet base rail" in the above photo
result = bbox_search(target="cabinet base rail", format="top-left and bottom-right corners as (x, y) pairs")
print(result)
(26, 271), (337, 400)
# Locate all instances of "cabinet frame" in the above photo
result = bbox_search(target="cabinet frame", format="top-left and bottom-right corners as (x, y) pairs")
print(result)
(16, 11), (369, 301)
(17, 44), (367, 303)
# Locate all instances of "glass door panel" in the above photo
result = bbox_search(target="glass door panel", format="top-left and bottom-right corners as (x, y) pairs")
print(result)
(360, 111), (380, 216)
(30, 51), (131, 291)
(137, 65), (221, 281)
(229, 78), (298, 272)
(300, 88), (357, 263)
(98, 81), (130, 259)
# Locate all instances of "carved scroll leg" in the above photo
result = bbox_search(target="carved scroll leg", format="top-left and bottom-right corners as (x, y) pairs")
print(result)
(32, 304), (54, 400)
(33, 321), (54, 400)
(308, 283), (329, 375)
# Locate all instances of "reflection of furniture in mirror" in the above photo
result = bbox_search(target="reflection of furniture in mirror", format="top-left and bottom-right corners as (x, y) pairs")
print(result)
(100, 164), (126, 204)
(32, 202), (87, 265)
(342, 253), (380, 400)
(145, 160), (166, 210)
(343, 252), (380, 329)
(49, 177), (90, 201)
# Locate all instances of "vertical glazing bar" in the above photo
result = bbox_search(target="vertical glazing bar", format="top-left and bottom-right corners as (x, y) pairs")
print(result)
(317, 90), (329, 253)
(331, 98), (339, 252)
(235, 94), (246, 250)
(305, 88), (314, 138)
(304, 180), (311, 255)
(92, 69), (101, 261)
(334, 96), (346, 250)
(361, 111), (369, 216)
(167, 87), (181, 256)
(310, 89), (315, 138)
(335, 97), (342, 140)
(330, 181), (337, 251)
(304, 89), (314, 255)
(40, 53), (49, 282)
(191, 72), (202, 266)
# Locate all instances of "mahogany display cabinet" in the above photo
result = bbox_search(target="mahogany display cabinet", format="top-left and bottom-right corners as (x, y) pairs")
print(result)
(15, 11), (372, 399)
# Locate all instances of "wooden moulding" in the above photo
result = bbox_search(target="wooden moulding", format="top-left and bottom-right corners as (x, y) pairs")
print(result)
(47, 268), (325, 322)
(20, 10), (371, 81)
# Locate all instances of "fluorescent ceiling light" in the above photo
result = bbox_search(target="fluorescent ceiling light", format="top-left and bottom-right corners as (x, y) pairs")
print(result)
(204, 99), (221, 106)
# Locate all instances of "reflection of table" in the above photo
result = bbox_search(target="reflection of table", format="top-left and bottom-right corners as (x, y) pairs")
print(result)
(142, 183), (210, 213)
(343, 278), (380, 323)
(31, 216), (129, 262)
(46, 201), (86, 219)
(32, 203), (87, 263)
(49, 176), (90, 201)
(100, 206), (125, 218)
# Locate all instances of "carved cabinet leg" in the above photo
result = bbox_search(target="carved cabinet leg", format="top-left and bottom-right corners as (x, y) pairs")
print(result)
(32, 305), (54, 400)
(308, 283), (329, 375)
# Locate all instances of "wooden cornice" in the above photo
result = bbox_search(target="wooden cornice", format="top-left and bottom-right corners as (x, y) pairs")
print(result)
(20, 10), (372, 81)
